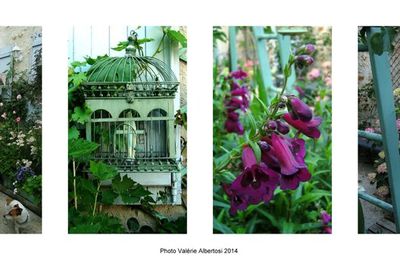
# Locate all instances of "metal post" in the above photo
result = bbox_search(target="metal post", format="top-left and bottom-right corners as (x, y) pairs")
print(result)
(367, 26), (400, 232)
(277, 34), (296, 93)
(229, 27), (238, 71)
(252, 26), (275, 102)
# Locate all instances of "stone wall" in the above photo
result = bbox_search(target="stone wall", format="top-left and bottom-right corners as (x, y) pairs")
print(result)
(0, 26), (41, 75)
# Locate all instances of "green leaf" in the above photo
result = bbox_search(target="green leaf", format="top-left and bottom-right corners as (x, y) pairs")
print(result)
(71, 72), (86, 87)
(71, 105), (92, 124)
(213, 217), (234, 234)
(78, 178), (97, 194)
(68, 127), (80, 140)
(68, 138), (99, 159)
(213, 200), (230, 209)
(166, 29), (187, 48)
(112, 41), (128, 51)
(69, 223), (101, 234)
(137, 38), (154, 44)
(90, 161), (118, 181)
(248, 140), (261, 164)
(112, 175), (135, 194)
(101, 189), (118, 204)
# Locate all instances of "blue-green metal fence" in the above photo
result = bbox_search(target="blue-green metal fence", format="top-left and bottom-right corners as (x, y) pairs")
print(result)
(358, 26), (400, 233)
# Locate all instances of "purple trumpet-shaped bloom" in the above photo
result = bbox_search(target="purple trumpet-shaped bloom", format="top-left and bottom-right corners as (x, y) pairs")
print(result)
(260, 136), (311, 190)
(223, 146), (280, 215)
(224, 118), (244, 135)
(270, 134), (306, 175)
(283, 113), (322, 139)
(230, 69), (248, 80)
(320, 211), (332, 234)
(289, 96), (313, 122)
(280, 168), (311, 190)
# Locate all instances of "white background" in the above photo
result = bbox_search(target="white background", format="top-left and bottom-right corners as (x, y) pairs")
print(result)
(0, 0), (397, 259)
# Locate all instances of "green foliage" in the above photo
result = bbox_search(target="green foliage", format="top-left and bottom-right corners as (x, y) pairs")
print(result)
(213, 28), (332, 234)
(213, 26), (227, 47)
(90, 161), (118, 181)
(71, 105), (92, 124)
(0, 48), (42, 206)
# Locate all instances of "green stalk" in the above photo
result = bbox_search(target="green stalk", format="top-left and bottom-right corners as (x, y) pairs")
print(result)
(92, 181), (101, 216)
(73, 160), (77, 210)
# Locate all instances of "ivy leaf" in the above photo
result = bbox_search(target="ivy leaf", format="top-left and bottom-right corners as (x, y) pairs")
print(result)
(71, 72), (87, 87)
(112, 175), (135, 194)
(71, 105), (92, 124)
(68, 127), (80, 140)
(90, 161), (118, 181)
(166, 29), (187, 48)
(137, 38), (154, 45)
(68, 138), (99, 160)
(101, 189), (118, 205)
(112, 41), (129, 51)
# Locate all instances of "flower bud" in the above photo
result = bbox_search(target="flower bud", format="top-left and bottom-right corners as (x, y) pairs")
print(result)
(289, 97), (313, 122)
(258, 141), (270, 152)
(266, 120), (277, 130)
(277, 120), (290, 134)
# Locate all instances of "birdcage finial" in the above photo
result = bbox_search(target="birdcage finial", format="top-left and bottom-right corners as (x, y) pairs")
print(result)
(125, 30), (138, 57)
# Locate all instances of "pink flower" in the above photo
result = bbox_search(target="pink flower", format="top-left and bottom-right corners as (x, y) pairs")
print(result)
(324, 77), (332, 86)
(15, 117), (21, 123)
(307, 68), (321, 80)
(365, 127), (375, 133)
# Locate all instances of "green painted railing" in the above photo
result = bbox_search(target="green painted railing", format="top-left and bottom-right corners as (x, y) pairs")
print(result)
(358, 26), (400, 233)
(228, 27), (305, 103)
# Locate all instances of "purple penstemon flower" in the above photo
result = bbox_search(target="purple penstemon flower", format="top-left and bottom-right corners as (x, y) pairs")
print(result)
(283, 113), (322, 139)
(320, 211), (332, 234)
(223, 72), (250, 135)
(230, 68), (248, 80)
(270, 133), (306, 175)
(223, 146), (279, 215)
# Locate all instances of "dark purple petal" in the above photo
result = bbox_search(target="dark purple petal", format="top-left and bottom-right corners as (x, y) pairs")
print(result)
(283, 113), (322, 139)
(230, 69), (248, 80)
(227, 111), (239, 121)
(224, 119), (244, 135)
(271, 134), (305, 175)
(280, 168), (311, 190)
(321, 211), (332, 225)
(242, 146), (257, 169)
(231, 87), (248, 96)
(289, 97), (313, 122)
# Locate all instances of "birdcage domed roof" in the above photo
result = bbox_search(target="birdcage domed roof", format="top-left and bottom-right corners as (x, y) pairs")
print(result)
(85, 55), (178, 83)
(82, 32), (179, 100)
